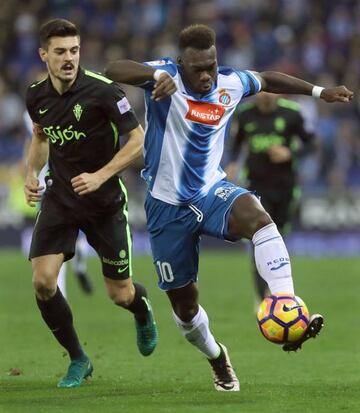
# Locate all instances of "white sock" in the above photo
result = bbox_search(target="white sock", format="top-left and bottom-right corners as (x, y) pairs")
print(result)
(172, 305), (220, 359)
(252, 223), (294, 295)
(21, 227), (33, 256)
(57, 263), (67, 299)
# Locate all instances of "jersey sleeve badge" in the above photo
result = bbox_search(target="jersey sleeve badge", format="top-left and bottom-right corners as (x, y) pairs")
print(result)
(117, 97), (131, 114)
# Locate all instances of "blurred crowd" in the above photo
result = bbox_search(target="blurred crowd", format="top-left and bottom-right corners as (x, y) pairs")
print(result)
(0, 0), (359, 193)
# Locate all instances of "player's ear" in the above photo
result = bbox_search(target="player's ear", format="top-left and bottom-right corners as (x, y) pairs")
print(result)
(177, 56), (182, 66)
(39, 47), (47, 63)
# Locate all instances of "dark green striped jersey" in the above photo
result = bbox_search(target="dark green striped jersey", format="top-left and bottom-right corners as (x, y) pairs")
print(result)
(26, 68), (139, 214)
(229, 98), (314, 190)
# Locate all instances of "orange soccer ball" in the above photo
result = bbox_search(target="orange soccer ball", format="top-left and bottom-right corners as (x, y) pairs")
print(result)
(256, 295), (310, 344)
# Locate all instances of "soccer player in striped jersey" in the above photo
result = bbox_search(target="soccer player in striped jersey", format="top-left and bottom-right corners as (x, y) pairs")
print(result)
(106, 24), (353, 391)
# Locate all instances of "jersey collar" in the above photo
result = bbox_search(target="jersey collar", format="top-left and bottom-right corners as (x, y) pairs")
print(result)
(44, 67), (85, 96)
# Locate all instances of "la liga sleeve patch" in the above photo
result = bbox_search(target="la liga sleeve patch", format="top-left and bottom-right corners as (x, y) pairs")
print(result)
(117, 97), (131, 114)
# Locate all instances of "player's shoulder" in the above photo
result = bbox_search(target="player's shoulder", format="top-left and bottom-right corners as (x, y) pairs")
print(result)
(82, 68), (114, 88)
(218, 67), (261, 97)
(144, 57), (178, 77)
(217, 66), (246, 92)
(277, 98), (301, 112)
(28, 77), (47, 89)
(26, 77), (47, 99)
(218, 66), (247, 83)
(81, 68), (127, 99)
(218, 66), (238, 76)
(218, 66), (257, 80)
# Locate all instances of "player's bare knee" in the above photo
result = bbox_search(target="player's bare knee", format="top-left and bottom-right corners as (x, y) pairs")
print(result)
(250, 210), (273, 237)
(32, 272), (57, 299)
(229, 207), (272, 239)
(174, 303), (199, 322)
(229, 193), (272, 239)
(108, 286), (134, 308)
(167, 283), (199, 322)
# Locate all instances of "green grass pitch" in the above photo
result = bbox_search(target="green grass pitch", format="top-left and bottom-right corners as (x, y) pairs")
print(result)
(0, 249), (359, 413)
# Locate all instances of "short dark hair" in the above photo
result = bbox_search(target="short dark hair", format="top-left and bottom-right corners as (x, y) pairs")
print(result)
(39, 18), (80, 48)
(179, 24), (216, 51)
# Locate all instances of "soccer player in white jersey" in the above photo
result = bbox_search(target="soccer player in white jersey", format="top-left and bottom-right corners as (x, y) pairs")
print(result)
(105, 24), (353, 391)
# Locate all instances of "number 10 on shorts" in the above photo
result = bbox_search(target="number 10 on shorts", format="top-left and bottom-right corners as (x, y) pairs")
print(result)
(156, 261), (174, 283)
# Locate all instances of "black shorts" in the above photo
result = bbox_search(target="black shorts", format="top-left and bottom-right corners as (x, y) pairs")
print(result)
(29, 194), (133, 280)
(253, 188), (295, 231)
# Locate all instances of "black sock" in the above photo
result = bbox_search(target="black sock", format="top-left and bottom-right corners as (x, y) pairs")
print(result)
(126, 283), (150, 325)
(36, 288), (84, 360)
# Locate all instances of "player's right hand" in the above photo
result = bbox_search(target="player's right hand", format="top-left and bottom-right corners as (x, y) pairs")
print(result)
(151, 72), (177, 101)
(268, 145), (292, 163)
(24, 176), (44, 207)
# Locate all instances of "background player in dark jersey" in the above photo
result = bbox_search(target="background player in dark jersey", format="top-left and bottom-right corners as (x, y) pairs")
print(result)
(24, 19), (157, 388)
(226, 92), (316, 301)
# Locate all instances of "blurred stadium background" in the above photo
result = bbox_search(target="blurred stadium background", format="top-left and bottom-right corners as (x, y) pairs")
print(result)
(1, 2), (360, 411)
(0, 0), (359, 254)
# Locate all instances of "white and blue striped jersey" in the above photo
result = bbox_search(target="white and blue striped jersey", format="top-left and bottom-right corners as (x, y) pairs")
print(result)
(141, 57), (261, 205)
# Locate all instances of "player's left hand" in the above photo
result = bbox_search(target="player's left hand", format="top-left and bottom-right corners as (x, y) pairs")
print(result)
(321, 86), (354, 103)
(151, 73), (177, 101)
(71, 172), (104, 195)
(268, 145), (292, 163)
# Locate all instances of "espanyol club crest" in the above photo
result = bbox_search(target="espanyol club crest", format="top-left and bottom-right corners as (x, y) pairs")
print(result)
(219, 90), (231, 105)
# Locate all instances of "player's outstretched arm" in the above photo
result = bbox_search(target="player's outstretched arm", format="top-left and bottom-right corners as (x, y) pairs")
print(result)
(71, 125), (144, 196)
(106, 60), (158, 85)
(258, 71), (353, 103)
(105, 60), (177, 101)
